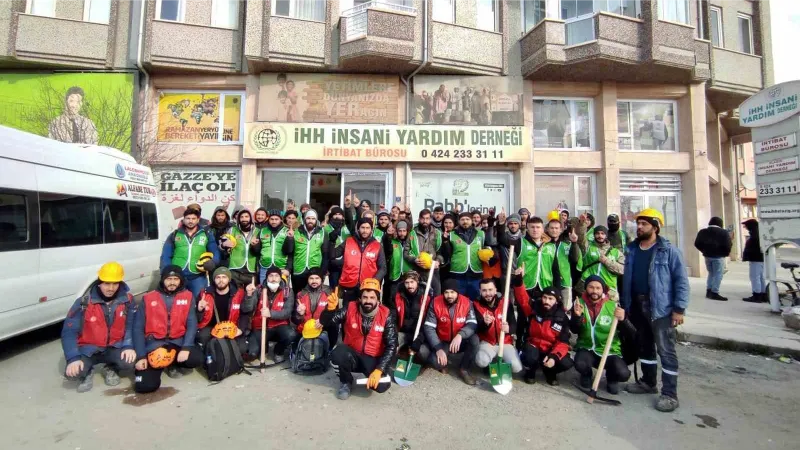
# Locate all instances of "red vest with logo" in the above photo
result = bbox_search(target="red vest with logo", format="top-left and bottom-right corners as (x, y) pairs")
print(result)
(295, 290), (330, 332)
(198, 288), (245, 329)
(77, 296), (130, 347)
(432, 294), (472, 343)
(342, 302), (390, 358)
(339, 237), (381, 288)
(143, 290), (193, 340)
(251, 288), (290, 330)
(472, 300), (512, 346)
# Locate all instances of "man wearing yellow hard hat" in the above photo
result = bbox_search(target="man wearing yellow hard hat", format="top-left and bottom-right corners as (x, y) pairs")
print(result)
(61, 262), (136, 393)
(322, 278), (398, 400)
(621, 208), (689, 413)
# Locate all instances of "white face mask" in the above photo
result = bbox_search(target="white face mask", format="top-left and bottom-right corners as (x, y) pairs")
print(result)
(267, 282), (280, 292)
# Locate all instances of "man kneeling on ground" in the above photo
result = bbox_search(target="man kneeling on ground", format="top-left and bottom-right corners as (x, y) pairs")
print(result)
(473, 278), (522, 376)
(248, 266), (296, 363)
(293, 268), (339, 349)
(322, 278), (398, 400)
(196, 267), (257, 356)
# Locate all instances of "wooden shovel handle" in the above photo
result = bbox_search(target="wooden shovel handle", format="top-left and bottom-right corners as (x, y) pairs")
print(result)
(498, 245), (515, 356)
(411, 264), (437, 342)
(591, 316), (619, 392)
(260, 287), (267, 366)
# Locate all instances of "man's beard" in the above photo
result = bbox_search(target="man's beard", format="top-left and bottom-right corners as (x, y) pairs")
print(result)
(637, 229), (655, 240)
(595, 238), (606, 245)
(360, 302), (377, 314)
(589, 292), (602, 301)
(215, 282), (229, 291)
(239, 220), (252, 231)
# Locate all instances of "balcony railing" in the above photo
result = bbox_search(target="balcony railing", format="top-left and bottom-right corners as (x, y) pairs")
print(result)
(342, 1), (416, 41)
(565, 14), (595, 46)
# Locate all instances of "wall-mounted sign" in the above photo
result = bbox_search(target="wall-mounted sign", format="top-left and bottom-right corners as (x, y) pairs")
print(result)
(153, 168), (239, 231)
(754, 133), (797, 154)
(758, 180), (800, 197)
(760, 205), (800, 219)
(244, 122), (532, 163)
(410, 171), (512, 219)
(157, 92), (244, 143)
(756, 156), (798, 176)
(740, 80), (800, 128)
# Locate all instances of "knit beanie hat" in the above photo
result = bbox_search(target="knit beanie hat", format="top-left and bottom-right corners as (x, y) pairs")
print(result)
(212, 266), (231, 280)
(442, 279), (459, 294)
(584, 275), (608, 293)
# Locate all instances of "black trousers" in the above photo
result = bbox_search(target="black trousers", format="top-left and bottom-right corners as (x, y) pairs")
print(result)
(66, 348), (135, 380)
(196, 326), (248, 355)
(134, 345), (204, 393)
(426, 334), (480, 371)
(329, 344), (390, 393)
(246, 325), (297, 357)
(573, 349), (631, 383)
(520, 343), (573, 378)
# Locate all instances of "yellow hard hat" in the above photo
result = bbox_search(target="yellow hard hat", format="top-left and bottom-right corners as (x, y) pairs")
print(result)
(360, 278), (382, 293)
(478, 248), (494, 263)
(546, 210), (561, 223)
(196, 252), (214, 272)
(97, 262), (124, 283)
(636, 208), (665, 226)
(302, 319), (322, 339)
(221, 233), (237, 249)
(418, 252), (433, 270)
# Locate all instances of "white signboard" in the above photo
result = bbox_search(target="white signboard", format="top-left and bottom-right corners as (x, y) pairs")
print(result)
(740, 80), (800, 128)
(154, 168), (239, 231)
(754, 133), (797, 154)
(760, 205), (800, 219)
(410, 171), (511, 219)
(756, 156), (799, 175)
(757, 180), (800, 197)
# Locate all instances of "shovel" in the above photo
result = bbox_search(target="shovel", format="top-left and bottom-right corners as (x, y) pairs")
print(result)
(245, 286), (281, 371)
(394, 264), (436, 387)
(489, 245), (515, 395)
(575, 316), (622, 406)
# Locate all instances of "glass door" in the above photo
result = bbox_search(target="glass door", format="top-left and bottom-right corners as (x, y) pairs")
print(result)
(261, 169), (309, 212)
(341, 171), (392, 211)
(620, 193), (681, 247)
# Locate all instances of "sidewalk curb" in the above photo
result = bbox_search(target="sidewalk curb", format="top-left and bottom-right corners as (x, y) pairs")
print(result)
(677, 330), (800, 360)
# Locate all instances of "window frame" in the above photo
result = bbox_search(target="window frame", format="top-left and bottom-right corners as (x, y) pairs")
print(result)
(476, 0), (499, 32)
(83, 0), (111, 24)
(25, 0), (56, 17)
(532, 96), (596, 151)
(658, 0), (690, 25)
(534, 172), (597, 219)
(616, 99), (679, 152)
(155, 0), (186, 23)
(211, 0), (240, 29)
(737, 13), (754, 55)
(271, 0), (327, 23)
(431, 0), (456, 23)
(157, 90), (246, 145)
(0, 188), (39, 253)
(521, 0), (547, 34)
(709, 5), (723, 47)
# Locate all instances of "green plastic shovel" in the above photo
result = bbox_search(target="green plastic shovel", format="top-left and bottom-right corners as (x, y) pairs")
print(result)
(394, 263), (436, 387)
(490, 245), (515, 395)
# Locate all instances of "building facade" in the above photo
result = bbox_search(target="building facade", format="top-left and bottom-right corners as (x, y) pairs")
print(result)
(0, 0), (773, 276)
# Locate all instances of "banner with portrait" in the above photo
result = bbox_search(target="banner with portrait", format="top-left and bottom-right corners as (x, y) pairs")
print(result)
(412, 75), (523, 126)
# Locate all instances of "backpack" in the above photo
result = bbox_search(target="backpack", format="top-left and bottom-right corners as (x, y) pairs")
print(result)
(204, 337), (249, 383)
(290, 336), (329, 375)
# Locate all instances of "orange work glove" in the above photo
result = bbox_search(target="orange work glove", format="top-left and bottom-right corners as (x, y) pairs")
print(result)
(327, 290), (339, 311)
(367, 369), (383, 390)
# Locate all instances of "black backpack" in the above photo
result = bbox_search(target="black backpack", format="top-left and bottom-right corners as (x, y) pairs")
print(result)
(204, 337), (249, 383)
(290, 336), (329, 375)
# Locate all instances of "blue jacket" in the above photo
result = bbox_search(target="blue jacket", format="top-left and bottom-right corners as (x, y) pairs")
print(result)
(61, 283), (136, 364)
(133, 287), (198, 358)
(621, 236), (690, 320)
(159, 227), (220, 279)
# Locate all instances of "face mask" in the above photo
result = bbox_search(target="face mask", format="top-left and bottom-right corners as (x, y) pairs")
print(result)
(267, 282), (280, 291)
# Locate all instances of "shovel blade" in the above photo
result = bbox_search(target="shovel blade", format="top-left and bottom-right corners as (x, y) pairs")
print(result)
(488, 359), (513, 395)
(573, 382), (622, 406)
(393, 358), (421, 387)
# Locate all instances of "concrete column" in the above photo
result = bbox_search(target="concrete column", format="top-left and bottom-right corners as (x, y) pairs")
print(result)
(707, 117), (725, 220)
(520, 161), (535, 211)
(241, 74), (260, 209)
(678, 83), (711, 277)
(596, 81), (619, 218)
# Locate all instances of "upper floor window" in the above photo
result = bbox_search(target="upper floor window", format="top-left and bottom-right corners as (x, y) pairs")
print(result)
(84, 0), (111, 24)
(738, 13), (753, 54)
(522, 0), (546, 33)
(476, 0), (498, 32)
(617, 100), (677, 151)
(533, 98), (594, 150)
(157, 0), (186, 22)
(273, 0), (326, 22)
(26, 0), (55, 17)
(212, 0), (240, 28)
(709, 6), (722, 47)
(432, 0), (455, 23)
(659, 0), (689, 25)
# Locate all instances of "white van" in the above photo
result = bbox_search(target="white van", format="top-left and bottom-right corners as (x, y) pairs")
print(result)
(0, 126), (165, 341)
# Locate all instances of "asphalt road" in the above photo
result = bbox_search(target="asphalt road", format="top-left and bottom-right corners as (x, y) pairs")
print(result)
(1, 324), (798, 450)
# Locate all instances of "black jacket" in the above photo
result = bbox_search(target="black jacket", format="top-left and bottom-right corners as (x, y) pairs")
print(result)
(321, 306), (398, 373)
(694, 226), (732, 258)
(742, 221), (763, 262)
(395, 284), (430, 334)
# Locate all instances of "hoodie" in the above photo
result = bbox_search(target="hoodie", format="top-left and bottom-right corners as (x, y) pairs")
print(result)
(210, 206), (232, 266)
(742, 220), (763, 262)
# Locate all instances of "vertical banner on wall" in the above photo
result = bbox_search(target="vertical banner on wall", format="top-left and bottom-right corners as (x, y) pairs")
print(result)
(153, 168), (239, 231)
(410, 171), (511, 219)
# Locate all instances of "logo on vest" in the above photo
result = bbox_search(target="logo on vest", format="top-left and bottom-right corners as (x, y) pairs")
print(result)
(439, 317), (448, 322)
(552, 323), (563, 332)
(599, 316), (612, 326)
(120, 311), (125, 317)
(351, 323), (358, 329)
(350, 250), (357, 256)
(526, 244), (533, 251)
(456, 317), (466, 324)
(374, 325), (385, 332)
(151, 301), (157, 306)
(319, 302), (328, 307)
(232, 304), (240, 310)
(276, 302), (284, 308)
(176, 299), (189, 306)
(366, 252), (377, 258)
(90, 316), (97, 322)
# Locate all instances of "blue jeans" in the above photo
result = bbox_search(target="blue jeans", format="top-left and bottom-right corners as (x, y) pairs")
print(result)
(452, 274), (480, 300)
(631, 301), (679, 399)
(749, 262), (765, 293)
(185, 274), (208, 300)
(704, 257), (724, 293)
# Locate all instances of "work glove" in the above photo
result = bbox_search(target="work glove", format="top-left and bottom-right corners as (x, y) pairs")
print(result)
(202, 259), (216, 274)
(367, 369), (383, 390)
(327, 290), (339, 311)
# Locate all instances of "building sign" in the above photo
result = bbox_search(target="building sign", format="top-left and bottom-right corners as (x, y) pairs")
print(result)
(258, 73), (400, 124)
(154, 168), (239, 230)
(740, 80), (800, 128)
(157, 92), (244, 143)
(413, 76), (523, 126)
(756, 156), (799, 176)
(758, 180), (800, 197)
(760, 205), (800, 219)
(410, 171), (512, 219)
(754, 133), (796, 154)
(244, 123), (531, 163)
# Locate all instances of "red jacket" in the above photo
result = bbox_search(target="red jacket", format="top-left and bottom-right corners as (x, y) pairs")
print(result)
(143, 289), (193, 340)
(252, 288), (290, 330)
(514, 285), (570, 360)
(432, 294), (472, 343)
(77, 297), (131, 347)
(473, 300), (513, 346)
(339, 237), (381, 288)
(294, 289), (331, 333)
(342, 302), (390, 357)
(198, 287), (245, 329)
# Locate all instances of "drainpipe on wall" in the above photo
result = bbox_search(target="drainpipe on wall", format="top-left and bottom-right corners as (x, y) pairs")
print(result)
(400, 0), (429, 124)
(730, 134), (744, 260)
(135, 0), (151, 164)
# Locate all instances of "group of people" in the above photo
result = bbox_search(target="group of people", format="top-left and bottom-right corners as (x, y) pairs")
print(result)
(61, 197), (690, 413)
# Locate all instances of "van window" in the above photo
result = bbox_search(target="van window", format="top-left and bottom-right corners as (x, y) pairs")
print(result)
(143, 203), (159, 240)
(40, 194), (103, 248)
(104, 200), (130, 243)
(0, 193), (28, 247)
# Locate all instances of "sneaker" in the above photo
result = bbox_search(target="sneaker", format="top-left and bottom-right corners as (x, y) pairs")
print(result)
(607, 381), (620, 395)
(103, 367), (121, 387)
(708, 292), (728, 301)
(655, 395), (680, 412)
(705, 289), (712, 299)
(77, 369), (94, 393)
(580, 373), (592, 389)
(743, 292), (760, 303)
(459, 368), (477, 386)
(336, 382), (351, 400)
(165, 366), (183, 379)
(625, 381), (658, 394)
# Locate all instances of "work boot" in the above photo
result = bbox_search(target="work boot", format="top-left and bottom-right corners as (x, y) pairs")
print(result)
(607, 381), (620, 395)
(77, 369), (94, 393)
(705, 289), (712, 299)
(103, 367), (120, 387)
(165, 366), (183, 379)
(580, 373), (592, 389)
(544, 371), (559, 386)
(336, 382), (351, 400)
(759, 292), (770, 303)
(708, 292), (728, 301)
(625, 381), (658, 394)
(459, 368), (477, 386)
(743, 292), (760, 303)
(655, 395), (680, 412)
(524, 369), (536, 385)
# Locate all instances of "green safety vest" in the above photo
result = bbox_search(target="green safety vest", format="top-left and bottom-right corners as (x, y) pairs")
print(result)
(575, 298), (622, 357)
(389, 237), (415, 281)
(373, 228), (385, 241)
(581, 244), (622, 291)
(171, 229), (210, 274)
(588, 228), (628, 246)
(517, 239), (578, 289)
(324, 223), (351, 246)
(257, 226), (289, 269)
(293, 227), (325, 274)
(450, 229), (485, 274)
(227, 226), (258, 272)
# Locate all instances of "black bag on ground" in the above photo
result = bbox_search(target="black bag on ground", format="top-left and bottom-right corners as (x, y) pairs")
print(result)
(205, 337), (247, 382)
(290, 336), (329, 375)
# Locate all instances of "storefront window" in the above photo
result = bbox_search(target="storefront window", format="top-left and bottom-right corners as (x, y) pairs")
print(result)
(342, 172), (390, 210)
(533, 99), (593, 150)
(534, 174), (594, 219)
(410, 171), (512, 219)
(617, 100), (677, 151)
(261, 170), (309, 212)
(620, 174), (682, 247)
